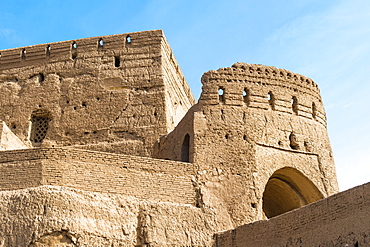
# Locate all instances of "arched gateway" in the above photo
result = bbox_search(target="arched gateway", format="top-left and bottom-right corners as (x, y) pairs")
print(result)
(262, 167), (324, 218)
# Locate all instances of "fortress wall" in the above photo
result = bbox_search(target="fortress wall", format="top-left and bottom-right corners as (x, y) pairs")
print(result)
(160, 35), (196, 130)
(0, 148), (197, 205)
(215, 182), (370, 246)
(0, 148), (195, 175)
(0, 31), (163, 70)
(42, 160), (196, 205)
(0, 160), (43, 190)
(0, 30), (194, 156)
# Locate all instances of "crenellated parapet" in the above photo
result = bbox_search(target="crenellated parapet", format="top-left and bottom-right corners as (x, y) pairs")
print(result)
(0, 30), (161, 70)
(199, 63), (326, 126)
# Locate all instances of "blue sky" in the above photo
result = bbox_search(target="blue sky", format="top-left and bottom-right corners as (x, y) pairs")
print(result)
(1, 0), (369, 191)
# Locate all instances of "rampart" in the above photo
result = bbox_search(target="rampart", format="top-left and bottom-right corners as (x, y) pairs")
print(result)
(215, 181), (370, 246)
(0, 147), (197, 205)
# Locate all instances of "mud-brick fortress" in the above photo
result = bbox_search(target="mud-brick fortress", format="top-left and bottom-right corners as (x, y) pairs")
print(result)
(0, 30), (368, 246)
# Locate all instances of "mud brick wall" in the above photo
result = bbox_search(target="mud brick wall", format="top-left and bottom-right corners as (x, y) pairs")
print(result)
(0, 30), (195, 156)
(215, 182), (370, 246)
(0, 160), (43, 190)
(154, 63), (338, 228)
(0, 148), (197, 205)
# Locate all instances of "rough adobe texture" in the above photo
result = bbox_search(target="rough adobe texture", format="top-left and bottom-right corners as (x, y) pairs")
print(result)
(215, 181), (370, 247)
(0, 186), (220, 246)
(155, 62), (338, 227)
(0, 30), (194, 156)
(0, 30), (365, 246)
(0, 148), (197, 205)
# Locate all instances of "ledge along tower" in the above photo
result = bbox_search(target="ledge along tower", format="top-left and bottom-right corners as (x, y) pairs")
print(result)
(0, 30), (340, 246)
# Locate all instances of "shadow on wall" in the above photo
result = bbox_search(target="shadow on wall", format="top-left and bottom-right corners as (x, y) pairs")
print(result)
(262, 167), (324, 218)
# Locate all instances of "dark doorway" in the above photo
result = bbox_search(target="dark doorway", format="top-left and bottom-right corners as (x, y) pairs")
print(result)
(181, 134), (190, 162)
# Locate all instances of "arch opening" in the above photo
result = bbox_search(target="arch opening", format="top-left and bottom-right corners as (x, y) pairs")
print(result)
(312, 102), (317, 119)
(243, 88), (249, 105)
(267, 91), (275, 109)
(181, 134), (190, 162)
(114, 56), (120, 67)
(262, 167), (324, 218)
(126, 35), (131, 44)
(45, 45), (51, 57)
(21, 48), (26, 60)
(71, 42), (78, 59)
(218, 87), (225, 103)
(289, 132), (299, 150)
(98, 38), (104, 48)
(291, 96), (298, 114)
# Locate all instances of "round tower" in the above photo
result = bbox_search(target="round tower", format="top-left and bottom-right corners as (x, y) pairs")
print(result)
(197, 63), (338, 225)
(155, 63), (338, 227)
